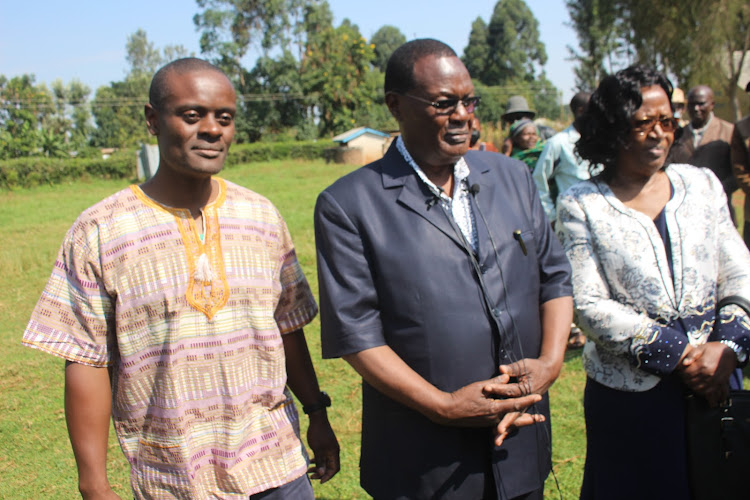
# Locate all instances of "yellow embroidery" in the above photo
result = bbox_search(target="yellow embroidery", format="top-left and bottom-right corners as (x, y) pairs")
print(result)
(129, 179), (230, 319)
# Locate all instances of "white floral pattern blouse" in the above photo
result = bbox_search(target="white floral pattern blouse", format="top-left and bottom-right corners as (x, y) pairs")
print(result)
(556, 163), (750, 392)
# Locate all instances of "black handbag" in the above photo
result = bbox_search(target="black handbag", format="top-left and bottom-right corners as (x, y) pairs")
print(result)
(685, 295), (750, 500)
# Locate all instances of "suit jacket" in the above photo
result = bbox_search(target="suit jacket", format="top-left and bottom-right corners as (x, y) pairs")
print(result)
(669, 116), (736, 194)
(314, 142), (572, 499)
(731, 115), (750, 222)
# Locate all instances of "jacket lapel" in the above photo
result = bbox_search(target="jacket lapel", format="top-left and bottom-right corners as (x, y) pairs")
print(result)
(380, 143), (468, 251)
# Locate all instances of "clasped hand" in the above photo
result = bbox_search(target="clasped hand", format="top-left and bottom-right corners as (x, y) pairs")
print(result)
(438, 372), (545, 446)
(678, 342), (738, 407)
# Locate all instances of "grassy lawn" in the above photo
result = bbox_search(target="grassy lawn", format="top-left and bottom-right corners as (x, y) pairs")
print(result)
(1, 161), (745, 499)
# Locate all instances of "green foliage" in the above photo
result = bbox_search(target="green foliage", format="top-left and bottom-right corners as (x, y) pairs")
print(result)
(0, 150), (135, 189)
(90, 30), (194, 149)
(565, 0), (624, 91)
(193, 0), (309, 82)
(370, 25), (406, 72)
(0, 74), (54, 159)
(90, 76), (151, 148)
(301, 18), (377, 135)
(464, 0), (548, 86)
(225, 140), (334, 165)
(462, 17), (491, 78)
(565, 0), (749, 118)
(237, 50), (310, 142)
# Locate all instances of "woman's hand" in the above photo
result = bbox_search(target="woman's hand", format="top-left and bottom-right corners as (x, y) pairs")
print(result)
(677, 342), (738, 406)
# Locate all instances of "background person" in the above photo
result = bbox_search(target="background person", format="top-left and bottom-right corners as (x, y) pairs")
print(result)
(500, 95), (554, 154)
(731, 81), (750, 248)
(668, 84), (736, 221)
(532, 91), (592, 223)
(532, 91), (592, 349)
(22, 58), (339, 499)
(556, 65), (750, 500)
(315, 38), (573, 500)
(671, 87), (688, 127)
(469, 116), (499, 152)
(508, 118), (545, 171)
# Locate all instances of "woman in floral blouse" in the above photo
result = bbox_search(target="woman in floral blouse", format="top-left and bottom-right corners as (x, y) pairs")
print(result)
(555, 65), (750, 500)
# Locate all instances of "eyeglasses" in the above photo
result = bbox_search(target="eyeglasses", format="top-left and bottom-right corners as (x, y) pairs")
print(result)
(631, 116), (679, 135)
(401, 93), (481, 114)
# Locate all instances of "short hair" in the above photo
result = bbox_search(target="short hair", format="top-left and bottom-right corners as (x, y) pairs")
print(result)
(149, 58), (231, 111)
(576, 64), (673, 178)
(570, 91), (591, 114)
(384, 39), (457, 94)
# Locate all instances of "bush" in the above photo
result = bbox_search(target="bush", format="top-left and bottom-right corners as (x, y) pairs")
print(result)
(0, 141), (335, 190)
(0, 150), (136, 190)
(226, 140), (335, 166)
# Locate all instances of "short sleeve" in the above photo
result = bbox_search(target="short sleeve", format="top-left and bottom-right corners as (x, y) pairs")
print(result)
(273, 214), (318, 334)
(22, 220), (115, 367)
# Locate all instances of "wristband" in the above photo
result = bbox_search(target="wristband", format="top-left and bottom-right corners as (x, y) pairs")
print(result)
(302, 391), (331, 415)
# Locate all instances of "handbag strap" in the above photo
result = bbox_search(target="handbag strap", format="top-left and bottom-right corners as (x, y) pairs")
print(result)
(717, 295), (750, 317)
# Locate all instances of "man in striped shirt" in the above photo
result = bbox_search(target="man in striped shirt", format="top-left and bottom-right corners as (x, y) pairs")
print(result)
(22, 58), (339, 499)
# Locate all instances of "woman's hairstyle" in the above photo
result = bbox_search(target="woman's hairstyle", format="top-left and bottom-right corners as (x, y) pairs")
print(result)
(576, 64), (673, 178)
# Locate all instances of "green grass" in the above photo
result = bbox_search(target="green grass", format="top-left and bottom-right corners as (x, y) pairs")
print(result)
(4, 162), (745, 499)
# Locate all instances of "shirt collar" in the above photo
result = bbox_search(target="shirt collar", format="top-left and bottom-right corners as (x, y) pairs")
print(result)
(395, 136), (470, 200)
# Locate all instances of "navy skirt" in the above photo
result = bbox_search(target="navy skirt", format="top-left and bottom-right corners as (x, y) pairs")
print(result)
(580, 376), (691, 500)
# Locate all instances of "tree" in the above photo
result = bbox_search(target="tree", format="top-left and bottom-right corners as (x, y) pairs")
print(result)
(0, 74), (53, 158)
(90, 77), (151, 148)
(48, 79), (92, 147)
(301, 16), (377, 135)
(565, 0), (625, 91)
(238, 50), (310, 142)
(464, 0), (547, 86)
(370, 25), (406, 72)
(126, 29), (163, 79)
(462, 18), (491, 80)
(193, 0), (310, 83)
(91, 30), (192, 148)
(567, 0), (750, 118)
(460, 0), (559, 122)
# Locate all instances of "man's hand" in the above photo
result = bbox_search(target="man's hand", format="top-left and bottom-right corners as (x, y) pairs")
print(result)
(305, 412), (340, 483)
(434, 373), (543, 428)
(493, 410), (545, 447)
(498, 357), (561, 397)
(678, 342), (738, 407)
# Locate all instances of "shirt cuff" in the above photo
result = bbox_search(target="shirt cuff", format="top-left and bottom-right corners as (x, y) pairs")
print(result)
(632, 325), (688, 376)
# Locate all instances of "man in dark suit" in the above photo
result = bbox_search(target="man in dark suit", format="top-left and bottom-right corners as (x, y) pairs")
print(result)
(314, 39), (573, 500)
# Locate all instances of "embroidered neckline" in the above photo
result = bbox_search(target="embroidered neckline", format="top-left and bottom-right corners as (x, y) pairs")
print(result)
(129, 179), (230, 319)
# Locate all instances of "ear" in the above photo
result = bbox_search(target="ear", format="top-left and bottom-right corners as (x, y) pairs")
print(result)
(385, 92), (403, 122)
(145, 103), (159, 136)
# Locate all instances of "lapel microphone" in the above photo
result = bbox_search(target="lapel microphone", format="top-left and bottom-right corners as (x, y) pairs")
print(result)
(426, 186), (445, 210)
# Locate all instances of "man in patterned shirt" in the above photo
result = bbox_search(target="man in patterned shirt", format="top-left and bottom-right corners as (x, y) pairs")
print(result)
(22, 58), (339, 499)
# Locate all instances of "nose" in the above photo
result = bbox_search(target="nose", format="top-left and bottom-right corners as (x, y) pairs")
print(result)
(451, 100), (472, 121)
(199, 115), (222, 137)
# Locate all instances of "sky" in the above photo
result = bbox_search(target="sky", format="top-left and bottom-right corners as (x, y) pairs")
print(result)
(0, 0), (578, 101)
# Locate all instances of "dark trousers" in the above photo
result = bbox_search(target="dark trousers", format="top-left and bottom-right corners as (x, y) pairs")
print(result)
(249, 474), (313, 500)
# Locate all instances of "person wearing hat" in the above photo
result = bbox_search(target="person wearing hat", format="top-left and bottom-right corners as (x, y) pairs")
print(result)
(501, 96), (555, 155)
(508, 118), (545, 171)
(731, 80), (750, 248)
(672, 87), (689, 127)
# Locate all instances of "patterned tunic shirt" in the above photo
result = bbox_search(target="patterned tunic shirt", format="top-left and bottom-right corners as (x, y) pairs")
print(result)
(22, 178), (318, 498)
